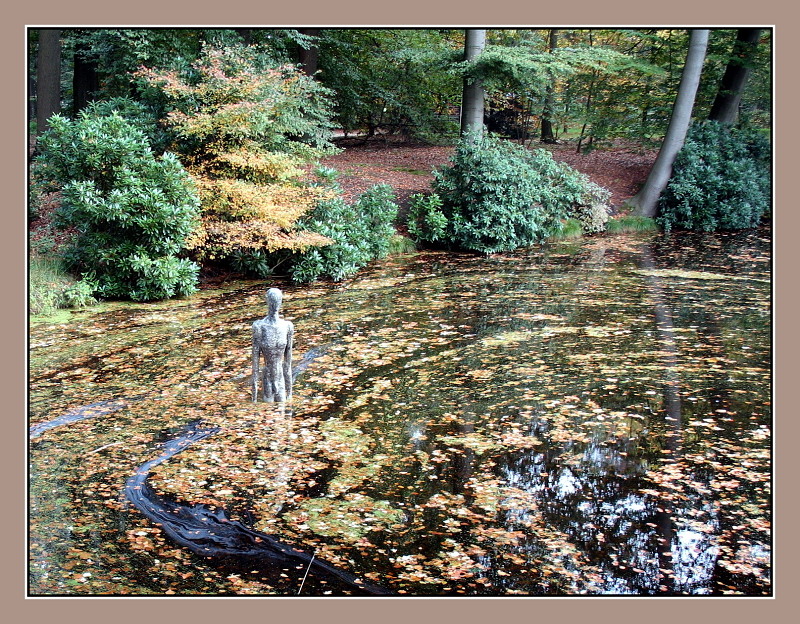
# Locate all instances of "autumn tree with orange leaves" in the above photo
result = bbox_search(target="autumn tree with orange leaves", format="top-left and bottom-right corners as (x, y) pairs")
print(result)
(137, 46), (340, 273)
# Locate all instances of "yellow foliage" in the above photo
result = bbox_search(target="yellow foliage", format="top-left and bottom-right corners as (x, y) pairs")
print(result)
(187, 218), (332, 255)
(204, 148), (304, 184)
(136, 50), (340, 258)
(193, 176), (335, 227)
(186, 168), (337, 255)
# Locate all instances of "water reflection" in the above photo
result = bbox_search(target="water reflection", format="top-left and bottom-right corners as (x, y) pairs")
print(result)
(29, 230), (771, 595)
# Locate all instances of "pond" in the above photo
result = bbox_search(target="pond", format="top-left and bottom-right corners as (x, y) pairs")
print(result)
(28, 229), (772, 596)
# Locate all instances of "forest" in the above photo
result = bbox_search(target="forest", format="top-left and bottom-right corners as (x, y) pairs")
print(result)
(28, 27), (772, 597)
(28, 27), (772, 309)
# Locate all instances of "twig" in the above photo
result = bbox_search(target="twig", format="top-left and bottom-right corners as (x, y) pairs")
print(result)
(87, 441), (124, 454)
(297, 550), (316, 595)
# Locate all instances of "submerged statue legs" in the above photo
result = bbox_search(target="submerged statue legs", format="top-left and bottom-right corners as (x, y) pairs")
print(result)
(252, 287), (294, 403)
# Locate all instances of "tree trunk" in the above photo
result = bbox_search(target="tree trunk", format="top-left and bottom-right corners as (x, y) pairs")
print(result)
(36, 29), (61, 135)
(234, 28), (252, 45)
(708, 28), (762, 124)
(575, 30), (595, 153)
(627, 29), (709, 218)
(540, 29), (559, 144)
(297, 28), (320, 76)
(576, 69), (596, 154)
(28, 72), (36, 124)
(72, 42), (99, 116)
(460, 29), (486, 139)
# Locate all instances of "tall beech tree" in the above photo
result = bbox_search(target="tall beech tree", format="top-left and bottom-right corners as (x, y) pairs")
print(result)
(540, 29), (559, 143)
(36, 29), (61, 134)
(72, 33), (100, 115)
(708, 28), (762, 124)
(627, 29), (709, 218)
(461, 29), (486, 138)
(297, 28), (321, 76)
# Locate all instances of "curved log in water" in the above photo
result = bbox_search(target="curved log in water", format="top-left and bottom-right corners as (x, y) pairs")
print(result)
(124, 420), (393, 595)
(121, 344), (390, 595)
(32, 344), (392, 593)
(30, 398), (134, 439)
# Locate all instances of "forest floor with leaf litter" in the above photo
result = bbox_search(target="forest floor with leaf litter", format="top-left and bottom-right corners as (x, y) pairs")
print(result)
(319, 136), (657, 211)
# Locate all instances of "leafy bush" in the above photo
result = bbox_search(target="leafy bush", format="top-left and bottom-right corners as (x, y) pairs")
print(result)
(657, 121), (771, 232)
(36, 111), (201, 301)
(407, 193), (448, 245)
(229, 248), (274, 278)
(137, 45), (340, 263)
(81, 96), (168, 151)
(574, 182), (612, 234)
(290, 184), (399, 283)
(427, 133), (605, 253)
(61, 278), (99, 309)
(29, 255), (97, 316)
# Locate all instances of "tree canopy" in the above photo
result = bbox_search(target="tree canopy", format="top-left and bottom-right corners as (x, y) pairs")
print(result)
(29, 27), (772, 301)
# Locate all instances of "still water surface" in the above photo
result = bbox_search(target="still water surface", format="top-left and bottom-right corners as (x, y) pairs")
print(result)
(29, 230), (771, 596)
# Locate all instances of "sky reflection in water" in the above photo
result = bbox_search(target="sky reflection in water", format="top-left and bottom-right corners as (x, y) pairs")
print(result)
(29, 230), (771, 596)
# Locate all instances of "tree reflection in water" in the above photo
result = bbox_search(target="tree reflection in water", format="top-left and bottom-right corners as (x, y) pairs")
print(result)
(29, 230), (771, 596)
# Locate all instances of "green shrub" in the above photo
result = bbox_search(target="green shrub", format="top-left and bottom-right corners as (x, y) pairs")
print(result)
(81, 97), (167, 151)
(290, 183), (399, 283)
(428, 133), (605, 253)
(312, 165), (340, 186)
(407, 193), (448, 245)
(357, 184), (402, 259)
(657, 121), (771, 232)
(29, 255), (97, 316)
(36, 111), (201, 302)
(388, 234), (418, 255)
(61, 278), (98, 309)
(229, 248), (274, 278)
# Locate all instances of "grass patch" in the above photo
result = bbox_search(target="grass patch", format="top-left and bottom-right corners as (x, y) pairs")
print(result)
(605, 215), (659, 233)
(30, 255), (72, 316)
(29, 254), (97, 317)
(547, 218), (585, 241)
(387, 234), (418, 255)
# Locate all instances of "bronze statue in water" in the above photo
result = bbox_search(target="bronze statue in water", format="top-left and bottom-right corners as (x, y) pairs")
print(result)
(252, 287), (294, 402)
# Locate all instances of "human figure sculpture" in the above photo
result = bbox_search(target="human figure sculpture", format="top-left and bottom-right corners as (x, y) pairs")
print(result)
(252, 287), (294, 402)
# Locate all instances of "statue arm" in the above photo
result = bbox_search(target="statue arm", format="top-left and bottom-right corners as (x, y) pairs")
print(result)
(283, 322), (294, 399)
(251, 323), (260, 401)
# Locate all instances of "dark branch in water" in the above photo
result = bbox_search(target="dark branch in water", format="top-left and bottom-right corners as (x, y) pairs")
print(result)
(124, 419), (393, 595)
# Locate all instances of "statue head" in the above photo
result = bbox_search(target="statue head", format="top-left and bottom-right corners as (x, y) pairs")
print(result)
(266, 287), (283, 316)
